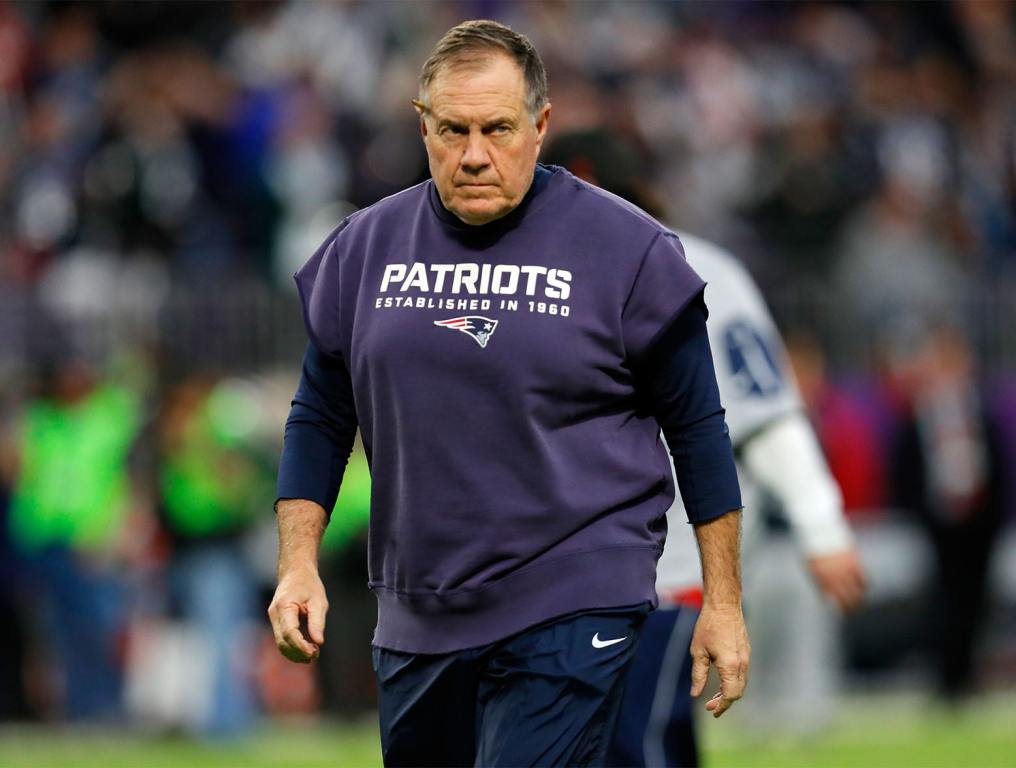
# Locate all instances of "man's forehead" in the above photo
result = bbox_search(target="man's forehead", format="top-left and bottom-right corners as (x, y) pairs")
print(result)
(427, 54), (527, 116)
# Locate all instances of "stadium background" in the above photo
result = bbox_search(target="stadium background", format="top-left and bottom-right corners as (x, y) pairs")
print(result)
(1, 0), (1015, 765)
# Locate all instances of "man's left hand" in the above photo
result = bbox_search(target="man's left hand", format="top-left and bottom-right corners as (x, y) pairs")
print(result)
(689, 603), (750, 718)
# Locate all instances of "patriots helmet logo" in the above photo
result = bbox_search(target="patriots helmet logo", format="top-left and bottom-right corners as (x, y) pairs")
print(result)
(433, 316), (499, 348)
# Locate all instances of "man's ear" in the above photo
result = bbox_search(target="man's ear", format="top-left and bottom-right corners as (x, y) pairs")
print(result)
(412, 99), (428, 138)
(534, 103), (552, 149)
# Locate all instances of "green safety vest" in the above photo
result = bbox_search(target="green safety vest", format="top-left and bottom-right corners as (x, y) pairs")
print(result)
(10, 385), (139, 553)
(160, 391), (268, 537)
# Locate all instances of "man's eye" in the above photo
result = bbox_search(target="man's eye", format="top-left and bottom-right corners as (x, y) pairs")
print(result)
(492, 125), (510, 134)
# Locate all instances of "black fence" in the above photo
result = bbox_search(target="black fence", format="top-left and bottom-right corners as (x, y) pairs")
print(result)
(2, 275), (1016, 383)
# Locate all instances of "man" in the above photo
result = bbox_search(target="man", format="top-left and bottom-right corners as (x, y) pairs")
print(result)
(544, 131), (866, 767)
(890, 323), (1006, 703)
(269, 21), (748, 767)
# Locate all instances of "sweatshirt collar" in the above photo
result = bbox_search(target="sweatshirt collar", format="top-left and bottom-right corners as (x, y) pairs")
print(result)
(428, 164), (556, 239)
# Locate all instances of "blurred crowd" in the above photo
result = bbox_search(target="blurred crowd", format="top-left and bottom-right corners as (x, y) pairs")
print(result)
(0, 0), (1015, 741)
(2, 0), (1016, 367)
(0, 352), (375, 734)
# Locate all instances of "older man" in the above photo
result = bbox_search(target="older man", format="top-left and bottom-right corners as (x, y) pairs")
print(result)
(269, 20), (747, 767)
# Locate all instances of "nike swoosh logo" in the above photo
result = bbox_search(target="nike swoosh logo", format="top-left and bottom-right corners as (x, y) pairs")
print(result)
(591, 633), (628, 649)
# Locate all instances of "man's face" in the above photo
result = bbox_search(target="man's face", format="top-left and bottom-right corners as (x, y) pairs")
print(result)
(419, 54), (550, 226)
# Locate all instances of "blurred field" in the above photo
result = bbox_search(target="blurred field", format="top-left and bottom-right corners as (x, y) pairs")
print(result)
(703, 691), (1016, 768)
(0, 718), (382, 768)
(2, 693), (1015, 768)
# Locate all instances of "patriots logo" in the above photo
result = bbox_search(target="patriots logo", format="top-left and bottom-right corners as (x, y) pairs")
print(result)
(433, 316), (499, 348)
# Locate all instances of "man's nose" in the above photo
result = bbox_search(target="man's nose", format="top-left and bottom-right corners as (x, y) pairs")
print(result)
(460, 130), (491, 172)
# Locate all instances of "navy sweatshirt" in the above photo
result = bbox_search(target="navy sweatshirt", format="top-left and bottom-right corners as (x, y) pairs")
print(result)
(278, 165), (741, 653)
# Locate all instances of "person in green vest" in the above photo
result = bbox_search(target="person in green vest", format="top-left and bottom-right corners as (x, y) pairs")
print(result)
(7, 357), (140, 721)
(158, 374), (271, 738)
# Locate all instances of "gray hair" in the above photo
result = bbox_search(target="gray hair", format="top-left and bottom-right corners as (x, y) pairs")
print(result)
(418, 20), (549, 118)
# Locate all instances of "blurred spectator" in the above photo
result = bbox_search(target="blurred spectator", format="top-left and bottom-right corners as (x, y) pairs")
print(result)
(832, 147), (971, 358)
(4, 355), (140, 721)
(156, 375), (270, 738)
(889, 322), (1009, 702)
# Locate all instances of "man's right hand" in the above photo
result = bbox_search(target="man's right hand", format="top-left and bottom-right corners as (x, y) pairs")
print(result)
(268, 564), (329, 663)
(270, 499), (330, 664)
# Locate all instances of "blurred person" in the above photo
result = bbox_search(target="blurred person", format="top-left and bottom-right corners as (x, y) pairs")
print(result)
(80, 46), (240, 276)
(786, 331), (909, 679)
(270, 20), (748, 767)
(889, 322), (1008, 703)
(742, 102), (873, 285)
(3, 5), (105, 279)
(546, 131), (865, 767)
(831, 73), (973, 361)
(0, 3), (30, 191)
(3, 354), (140, 721)
(156, 375), (269, 738)
(618, 236), (864, 763)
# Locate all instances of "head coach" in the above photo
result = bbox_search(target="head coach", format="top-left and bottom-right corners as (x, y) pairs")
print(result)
(268, 19), (749, 767)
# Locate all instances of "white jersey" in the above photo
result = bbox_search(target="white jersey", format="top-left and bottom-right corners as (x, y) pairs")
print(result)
(657, 231), (850, 594)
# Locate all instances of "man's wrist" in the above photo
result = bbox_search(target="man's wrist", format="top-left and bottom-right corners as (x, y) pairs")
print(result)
(276, 498), (327, 576)
(278, 553), (321, 577)
(700, 596), (743, 611)
(694, 507), (743, 613)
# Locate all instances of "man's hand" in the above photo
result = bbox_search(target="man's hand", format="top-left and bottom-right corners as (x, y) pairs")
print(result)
(269, 499), (329, 664)
(689, 604), (751, 718)
(691, 509), (749, 717)
(268, 564), (328, 663)
(806, 548), (866, 614)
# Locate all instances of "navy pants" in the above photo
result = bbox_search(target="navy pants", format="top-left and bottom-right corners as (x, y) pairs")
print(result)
(607, 605), (699, 768)
(374, 604), (650, 767)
